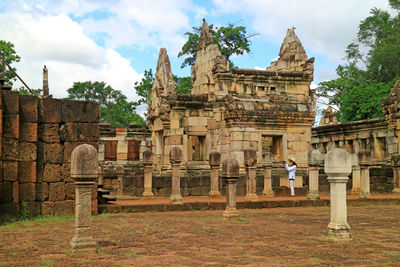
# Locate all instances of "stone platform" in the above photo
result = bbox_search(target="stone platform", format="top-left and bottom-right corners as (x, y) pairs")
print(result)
(98, 194), (400, 214)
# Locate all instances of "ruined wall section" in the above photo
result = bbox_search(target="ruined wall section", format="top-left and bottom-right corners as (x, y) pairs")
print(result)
(0, 91), (99, 221)
(98, 123), (150, 195)
(312, 117), (395, 193)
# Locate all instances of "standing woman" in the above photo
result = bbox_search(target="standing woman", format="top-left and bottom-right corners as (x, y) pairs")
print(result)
(285, 158), (297, 196)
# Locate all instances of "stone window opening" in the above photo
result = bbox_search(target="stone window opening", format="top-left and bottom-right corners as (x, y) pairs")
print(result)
(189, 135), (207, 161)
(262, 135), (283, 161)
(127, 140), (140, 161)
(104, 140), (117, 161)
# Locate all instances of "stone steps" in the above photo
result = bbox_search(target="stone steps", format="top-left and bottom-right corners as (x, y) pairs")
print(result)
(98, 196), (400, 214)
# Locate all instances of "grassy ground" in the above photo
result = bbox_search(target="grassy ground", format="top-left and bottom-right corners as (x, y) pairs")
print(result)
(0, 205), (399, 266)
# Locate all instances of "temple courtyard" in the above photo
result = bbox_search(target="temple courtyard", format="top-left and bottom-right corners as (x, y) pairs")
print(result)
(1, 202), (399, 266)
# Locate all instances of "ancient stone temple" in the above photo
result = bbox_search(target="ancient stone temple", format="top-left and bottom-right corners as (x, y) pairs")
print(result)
(144, 20), (315, 195)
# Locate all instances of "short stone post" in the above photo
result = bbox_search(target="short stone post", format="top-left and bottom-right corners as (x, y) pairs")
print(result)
(116, 165), (124, 198)
(209, 151), (221, 197)
(143, 150), (154, 198)
(70, 144), (98, 250)
(325, 148), (352, 240)
(391, 155), (400, 194)
(262, 152), (274, 197)
(350, 154), (361, 195)
(98, 165), (104, 188)
(222, 158), (240, 218)
(307, 149), (322, 200)
(170, 146), (183, 205)
(358, 149), (371, 199)
(244, 148), (258, 202)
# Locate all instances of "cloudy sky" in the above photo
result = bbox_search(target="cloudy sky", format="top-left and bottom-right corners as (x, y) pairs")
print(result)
(0, 0), (392, 116)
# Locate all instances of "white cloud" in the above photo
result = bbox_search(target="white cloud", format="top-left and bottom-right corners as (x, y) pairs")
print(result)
(212, 0), (391, 64)
(0, 11), (141, 101)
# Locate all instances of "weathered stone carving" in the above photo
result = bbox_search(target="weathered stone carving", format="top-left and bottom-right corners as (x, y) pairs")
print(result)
(262, 152), (274, 197)
(307, 149), (322, 200)
(222, 158), (239, 218)
(350, 154), (361, 195)
(70, 144), (98, 250)
(170, 146), (183, 204)
(143, 150), (154, 198)
(324, 148), (352, 240)
(209, 151), (221, 197)
(244, 148), (258, 201)
(357, 149), (371, 199)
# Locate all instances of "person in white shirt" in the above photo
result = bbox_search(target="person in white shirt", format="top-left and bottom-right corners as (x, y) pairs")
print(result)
(285, 158), (297, 196)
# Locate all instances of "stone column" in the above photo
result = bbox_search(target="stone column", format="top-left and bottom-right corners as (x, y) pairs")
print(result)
(325, 148), (352, 240)
(70, 144), (98, 250)
(98, 165), (104, 188)
(222, 158), (240, 218)
(391, 155), (400, 194)
(116, 165), (124, 198)
(143, 150), (154, 198)
(350, 153), (361, 195)
(170, 147), (183, 205)
(358, 149), (371, 199)
(307, 149), (322, 200)
(262, 152), (274, 197)
(209, 151), (221, 197)
(244, 148), (258, 202)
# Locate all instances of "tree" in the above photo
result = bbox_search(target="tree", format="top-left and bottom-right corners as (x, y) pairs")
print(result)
(317, 0), (400, 122)
(67, 81), (145, 126)
(134, 70), (192, 105)
(134, 69), (154, 105)
(174, 75), (192, 95)
(0, 40), (21, 87)
(178, 22), (254, 68)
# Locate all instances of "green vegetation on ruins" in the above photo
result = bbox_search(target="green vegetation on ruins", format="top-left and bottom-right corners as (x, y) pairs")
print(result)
(317, 0), (400, 122)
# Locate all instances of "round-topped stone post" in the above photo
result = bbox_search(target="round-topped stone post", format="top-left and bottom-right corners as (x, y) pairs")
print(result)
(244, 148), (258, 202)
(142, 150), (154, 198)
(262, 152), (274, 197)
(209, 151), (221, 197)
(170, 146), (183, 205)
(358, 149), (371, 199)
(391, 155), (400, 194)
(222, 158), (240, 218)
(324, 148), (352, 240)
(116, 165), (124, 198)
(350, 153), (361, 195)
(70, 144), (98, 251)
(98, 165), (104, 188)
(307, 149), (322, 200)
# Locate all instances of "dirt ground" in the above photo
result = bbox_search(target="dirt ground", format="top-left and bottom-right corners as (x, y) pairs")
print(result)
(0, 205), (399, 266)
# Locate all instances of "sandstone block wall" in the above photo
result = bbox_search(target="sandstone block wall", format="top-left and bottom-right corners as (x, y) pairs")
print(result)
(0, 91), (99, 221)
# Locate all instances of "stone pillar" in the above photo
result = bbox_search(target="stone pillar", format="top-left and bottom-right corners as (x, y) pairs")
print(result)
(391, 155), (400, 194)
(222, 158), (240, 218)
(70, 144), (98, 250)
(209, 151), (221, 197)
(42, 65), (49, 96)
(358, 149), (371, 199)
(262, 152), (274, 197)
(325, 148), (352, 240)
(116, 165), (124, 198)
(98, 165), (104, 188)
(350, 153), (361, 195)
(244, 148), (258, 202)
(143, 150), (154, 198)
(307, 149), (322, 200)
(170, 146), (183, 205)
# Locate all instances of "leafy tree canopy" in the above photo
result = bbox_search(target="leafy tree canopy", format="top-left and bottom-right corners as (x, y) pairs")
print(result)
(67, 81), (145, 126)
(178, 22), (254, 68)
(134, 69), (192, 105)
(317, 0), (400, 122)
(0, 40), (21, 87)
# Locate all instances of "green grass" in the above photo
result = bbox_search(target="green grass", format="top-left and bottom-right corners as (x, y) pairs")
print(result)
(33, 259), (54, 267)
(1, 215), (73, 229)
